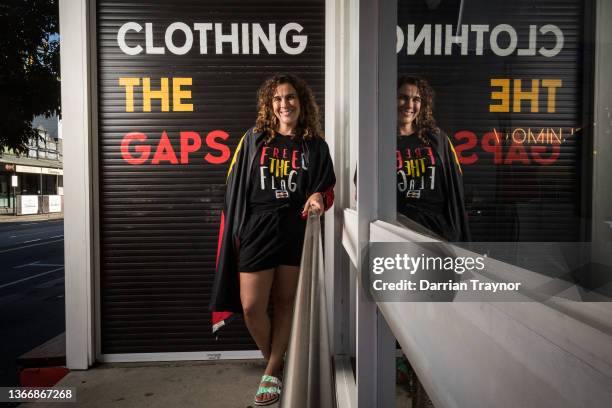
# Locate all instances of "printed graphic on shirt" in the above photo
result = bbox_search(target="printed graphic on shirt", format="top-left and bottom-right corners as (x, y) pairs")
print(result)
(250, 135), (308, 208)
(258, 145), (303, 195)
(396, 143), (437, 199)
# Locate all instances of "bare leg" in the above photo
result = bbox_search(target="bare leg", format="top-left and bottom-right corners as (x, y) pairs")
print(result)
(266, 264), (300, 376)
(239, 269), (274, 361)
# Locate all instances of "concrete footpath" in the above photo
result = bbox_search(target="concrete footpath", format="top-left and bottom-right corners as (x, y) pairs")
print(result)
(21, 360), (279, 408)
(0, 214), (63, 223)
(20, 361), (411, 407)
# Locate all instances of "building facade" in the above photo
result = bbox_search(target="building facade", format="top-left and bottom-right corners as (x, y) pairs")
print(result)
(0, 115), (63, 215)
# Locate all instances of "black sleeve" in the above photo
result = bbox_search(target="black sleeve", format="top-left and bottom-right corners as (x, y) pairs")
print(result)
(309, 138), (336, 209)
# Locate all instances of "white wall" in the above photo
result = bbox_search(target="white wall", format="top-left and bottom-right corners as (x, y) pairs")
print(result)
(59, 0), (95, 369)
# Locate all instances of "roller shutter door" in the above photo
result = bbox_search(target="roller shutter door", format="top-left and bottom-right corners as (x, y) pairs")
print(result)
(96, 0), (324, 354)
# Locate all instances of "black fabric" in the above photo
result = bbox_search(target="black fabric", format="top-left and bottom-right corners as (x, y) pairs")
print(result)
(248, 133), (309, 212)
(238, 207), (307, 271)
(396, 130), (471, 242)
(210, 127), (336, 313)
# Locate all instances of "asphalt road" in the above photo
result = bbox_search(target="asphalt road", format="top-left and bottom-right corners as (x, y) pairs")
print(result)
(0, 219), (65, 387)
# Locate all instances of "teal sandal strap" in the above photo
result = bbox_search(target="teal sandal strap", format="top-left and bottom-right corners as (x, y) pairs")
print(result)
(257, 385), (281, 395)
(261, 374), (281, 386)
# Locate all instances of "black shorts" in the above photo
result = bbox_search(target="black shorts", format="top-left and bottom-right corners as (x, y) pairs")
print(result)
(238, 208), (307, 272)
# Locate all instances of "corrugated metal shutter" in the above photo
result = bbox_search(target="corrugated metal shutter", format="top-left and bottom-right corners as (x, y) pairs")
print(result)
(398, 0), (593, 242)
(96, 0), (324, 354)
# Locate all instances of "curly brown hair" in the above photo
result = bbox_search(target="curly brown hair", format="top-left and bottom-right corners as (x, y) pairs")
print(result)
(397, 75), (439, 145)
(254, 74), (323, 143)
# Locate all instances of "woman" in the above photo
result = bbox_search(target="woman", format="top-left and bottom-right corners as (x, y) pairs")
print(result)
(210, 74), (335, 406)
(396, 75), (470, 241)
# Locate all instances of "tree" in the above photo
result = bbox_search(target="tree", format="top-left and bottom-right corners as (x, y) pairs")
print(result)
(0, 0), (60, 155)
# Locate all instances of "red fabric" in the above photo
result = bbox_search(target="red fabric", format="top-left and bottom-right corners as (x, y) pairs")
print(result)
(322, 185), (335, 210)
(20, 367), (69, 387)
(212, 311), (233, 330)
(213, 212), (234, 331)
(215, 212), (225, 269)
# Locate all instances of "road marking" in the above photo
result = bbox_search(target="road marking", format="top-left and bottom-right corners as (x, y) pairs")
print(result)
(7, 230), (64, 240)
(13, 261), (63, 269)
(0, 267), (64, 289)
(32, 263), (63, 267)
(0, 238), (64, 254)
(22, 238), (42, 243)
(33, 276), (65, 290)
(14, 261), (41, 269)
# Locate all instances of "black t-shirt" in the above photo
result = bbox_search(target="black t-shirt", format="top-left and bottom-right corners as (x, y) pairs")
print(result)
(396, 134), (448, 235)
(248, 133), (308, 211)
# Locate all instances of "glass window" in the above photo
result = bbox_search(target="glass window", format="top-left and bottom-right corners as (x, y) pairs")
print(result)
(42, 174), (56, 195)
(395, 0), (593, 243)
(0, 178), (8, 207)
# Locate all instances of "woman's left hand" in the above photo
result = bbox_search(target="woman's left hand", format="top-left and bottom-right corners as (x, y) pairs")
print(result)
(302, 192), (324, 217)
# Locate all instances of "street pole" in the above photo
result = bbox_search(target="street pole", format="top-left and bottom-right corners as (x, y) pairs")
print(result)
(39, 173), (43, 215)
(11, 174), (18, 216)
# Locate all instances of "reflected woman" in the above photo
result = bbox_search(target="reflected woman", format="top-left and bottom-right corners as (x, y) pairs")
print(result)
(396, 75), (470, 241)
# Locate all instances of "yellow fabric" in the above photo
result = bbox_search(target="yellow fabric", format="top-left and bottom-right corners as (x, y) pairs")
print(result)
(447, 136), (463, 175)
(226, 131), (248, 181)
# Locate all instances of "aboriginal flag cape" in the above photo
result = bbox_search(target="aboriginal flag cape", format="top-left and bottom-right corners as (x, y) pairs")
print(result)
(438, 130), (471, 242)
(209, 128), (335, 334)
(398, 129), (471, 242)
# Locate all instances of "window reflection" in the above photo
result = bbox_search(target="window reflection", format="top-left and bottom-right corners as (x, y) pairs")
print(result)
(396, 76), (470, 241)
(397, 0), (590, 242)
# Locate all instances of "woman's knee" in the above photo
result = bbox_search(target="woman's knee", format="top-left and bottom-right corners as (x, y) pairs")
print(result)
(242, 300), (267, 323)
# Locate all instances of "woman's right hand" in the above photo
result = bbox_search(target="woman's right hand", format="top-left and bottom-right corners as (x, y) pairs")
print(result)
(302, 192), (324, 218)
